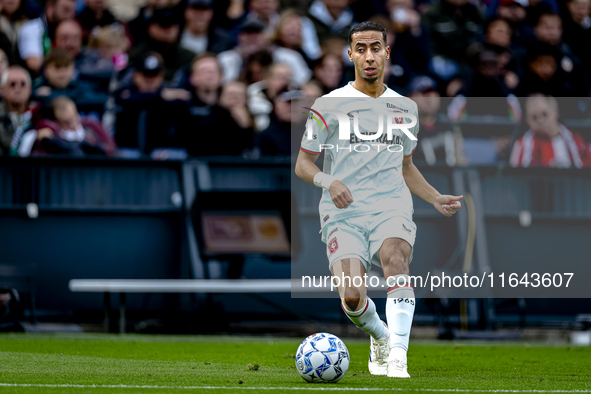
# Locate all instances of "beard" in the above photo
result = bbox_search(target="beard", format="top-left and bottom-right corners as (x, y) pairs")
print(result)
(362, 76), (378, 83)
(359, 66), (380, 83)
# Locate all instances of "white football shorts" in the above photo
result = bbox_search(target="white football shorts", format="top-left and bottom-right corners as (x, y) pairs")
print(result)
(321, 211), (416, 273)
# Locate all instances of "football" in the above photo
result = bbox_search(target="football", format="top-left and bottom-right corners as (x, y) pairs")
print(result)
(295, 332), (350, 383)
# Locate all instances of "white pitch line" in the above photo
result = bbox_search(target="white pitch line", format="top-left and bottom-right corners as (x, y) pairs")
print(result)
(0, 384), (590, 392)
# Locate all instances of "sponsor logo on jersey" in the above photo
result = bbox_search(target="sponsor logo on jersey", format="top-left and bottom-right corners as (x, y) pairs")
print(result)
(387, 103), (409, 113)
(328, 237), (338, 254)
(350, 133), (402, 145)
(402, 224), (412, 234)
(323, 214), (330, 223)
(328, 227), (339, 238)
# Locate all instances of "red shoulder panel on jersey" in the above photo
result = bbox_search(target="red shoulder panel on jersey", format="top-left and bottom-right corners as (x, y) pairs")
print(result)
(403, 145), (417, 158)
(300, 147), (321, 155)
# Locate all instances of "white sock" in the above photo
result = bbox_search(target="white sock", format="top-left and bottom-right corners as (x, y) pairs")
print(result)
(342, 297), (388, 341)
(386, 274), (415, 363)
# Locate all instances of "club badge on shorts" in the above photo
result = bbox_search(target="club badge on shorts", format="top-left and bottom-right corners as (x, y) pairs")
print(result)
(328, 237), (338, 254)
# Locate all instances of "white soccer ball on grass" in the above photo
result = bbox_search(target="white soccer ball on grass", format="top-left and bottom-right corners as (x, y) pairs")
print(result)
(295, 332), (350, 383)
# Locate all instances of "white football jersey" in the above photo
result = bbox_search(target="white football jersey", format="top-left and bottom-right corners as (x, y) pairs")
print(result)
(300, 82), (419, 230)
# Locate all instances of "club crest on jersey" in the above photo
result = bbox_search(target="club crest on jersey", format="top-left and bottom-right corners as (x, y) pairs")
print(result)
(328, 237), (338, 254)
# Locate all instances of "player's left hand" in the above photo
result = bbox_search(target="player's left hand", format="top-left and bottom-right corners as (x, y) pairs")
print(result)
(434, 195), (463, 217)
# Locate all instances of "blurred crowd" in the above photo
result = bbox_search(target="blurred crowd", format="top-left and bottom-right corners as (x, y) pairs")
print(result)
(0, 0), (590, 168)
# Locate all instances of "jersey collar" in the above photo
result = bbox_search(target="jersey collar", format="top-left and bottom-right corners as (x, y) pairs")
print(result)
(347, 81), (389, 98)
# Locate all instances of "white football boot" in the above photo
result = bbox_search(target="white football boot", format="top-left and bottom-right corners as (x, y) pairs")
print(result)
(387, 346), (410, 378)
(368, 321), (389, 375)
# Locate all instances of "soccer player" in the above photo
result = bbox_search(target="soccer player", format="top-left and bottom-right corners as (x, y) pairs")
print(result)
(295, 21), (463, 378)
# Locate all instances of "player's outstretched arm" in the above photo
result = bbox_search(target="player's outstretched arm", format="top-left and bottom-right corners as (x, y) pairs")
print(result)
(295, 150), (354, 209)
(401, 156), (462, 217)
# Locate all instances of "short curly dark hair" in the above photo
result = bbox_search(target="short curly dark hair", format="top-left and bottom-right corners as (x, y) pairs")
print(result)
(44, 48), (74, 68)
(348, 21), (387, 47)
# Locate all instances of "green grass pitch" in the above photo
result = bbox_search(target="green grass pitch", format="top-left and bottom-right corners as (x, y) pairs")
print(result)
(0, 333), (590, 393)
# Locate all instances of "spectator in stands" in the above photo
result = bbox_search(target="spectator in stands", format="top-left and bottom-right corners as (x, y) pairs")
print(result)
(181, 53), (254, 156)
(54, 19), (82, 58)
(0, 66), (41, 155)
(495, 0), (535, 46)
(250, 0), (280, 31)
(458, 44), (512, 97)
(409, 75), (465, 166)
(0, 66), (39, 155)
(270, 9), (321, 66)
(114, 52), (189, 154)
(301, 79), (323, 97)
(220, 81), (254, 131)
(561, 0), (591, 81)
(422, 0), (483, 80)
(523, 0), (558, 26)
(86, 24), (129, 76)
(247, 62), (292, 131)
(55, 20), (121, 90)
(217, 18), (311, 86)
(319, 35), (347, 60)
(312, 53), (342, 95)
(77, 0), (119, 43)
(181, 0), (231, 56)
(18, 95), (115, 156)
(127, 0), (170, 45)
(485, 17), (513, 49)
(510, 95), (591, 168)
(129, 7), (195, 81)
(188, 53), (221, 106)
(533, 10), (590, 96)
(0, 0), (28, 50)
(494, 44), (521, 92)
(257, 88), (300, 156)
(496, 1), (528, 24)
(515, 41), (574, 96)
(447, 46), (522, 164)
(564, 0), (591, 27)
(241, 49), (273, 85)
(32, 48), (107, 114)
(383, 1), (430, 75)
(483, 18), (523, 90)
(18, 0), (77, 75)
(304, 0), (356, 46)
(230, 0), (281, 37)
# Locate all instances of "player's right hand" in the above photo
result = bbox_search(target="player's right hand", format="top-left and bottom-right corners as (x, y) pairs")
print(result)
(329, 181), (354, 209)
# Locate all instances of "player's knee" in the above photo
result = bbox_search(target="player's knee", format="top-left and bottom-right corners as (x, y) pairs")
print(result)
(344, 297), (362, 312)
(383, 252), (408, 275)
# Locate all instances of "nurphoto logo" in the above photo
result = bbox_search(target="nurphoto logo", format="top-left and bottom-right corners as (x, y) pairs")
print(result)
(303, 106), (417, 153)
